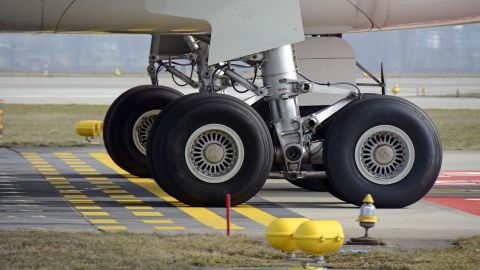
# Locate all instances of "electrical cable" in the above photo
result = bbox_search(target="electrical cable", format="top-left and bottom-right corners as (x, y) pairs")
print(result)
(297, 71), (362, 97)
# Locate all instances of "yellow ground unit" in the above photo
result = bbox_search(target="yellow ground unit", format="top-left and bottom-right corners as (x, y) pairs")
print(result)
(0, 99), (3, 138)
(75, 120), (103, 138)
(293, 220), (344, 256)
(265, 218), (310, 254)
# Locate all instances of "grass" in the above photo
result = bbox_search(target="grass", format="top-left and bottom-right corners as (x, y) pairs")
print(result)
(0, 104), (479, 150)
(0, 231), (479, 270)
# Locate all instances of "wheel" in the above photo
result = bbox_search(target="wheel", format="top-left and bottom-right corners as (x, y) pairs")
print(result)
(103, 85), (183, 177)
(251, 98), (328, 192)
(324, 95), (442, 208)
(147, 93), (274, 206)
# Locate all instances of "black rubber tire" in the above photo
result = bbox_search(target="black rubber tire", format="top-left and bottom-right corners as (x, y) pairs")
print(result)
(103, 85), (183, 177)
(324, 95), (442, 208)
(147, 93), (274, 206)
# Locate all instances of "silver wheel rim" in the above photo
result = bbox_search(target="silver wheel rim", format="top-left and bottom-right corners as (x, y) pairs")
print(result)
(185, 124), (244, 184)
(132, 110), (160, 155)
(354, 125), (415, 185)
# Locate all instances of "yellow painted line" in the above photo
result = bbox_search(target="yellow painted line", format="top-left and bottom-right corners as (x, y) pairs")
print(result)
(25, 159), (44, 162)
(50, 181), (70, 185)
(91, 152), (243, 230)
(85, 177), (109, 180)
(37, 169), (58, 173)
(90, 219), (118, 224)
(68, 199), (95, 204)
(154, 226), (185, 230)
(74, 168), (97, 172)
(103, 190), (129, 194)
(30, 161), (48, 165)
(233, 204), (276, 227)
(125, 206), (153, 210)
(55, 185), (76, 189)
(75, 206), (102, 210)
(97, 185), (122, 189)
(64, 195), (88, 199)
(59, 190), (82, 194)
(143, 220), (174, 224)
(34, 165), (54, 168)
(54, 152), (76, 156)
(81, 212), (110, 216)
(97, 226), (128, 231)
(116, 199), (143, 204)
(110, 195), (136, 199)
(65, 161), (86, 165)
(70, 165), (92, 168)
(133, 212), (163, 217)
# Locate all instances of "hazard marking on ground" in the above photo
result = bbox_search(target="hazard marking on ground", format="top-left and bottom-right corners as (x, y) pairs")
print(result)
(434, 171), (480, 186)
(424, 197), (480, 216)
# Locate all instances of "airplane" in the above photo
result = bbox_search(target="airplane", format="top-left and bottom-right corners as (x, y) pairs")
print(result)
(1, 0), (479, 208)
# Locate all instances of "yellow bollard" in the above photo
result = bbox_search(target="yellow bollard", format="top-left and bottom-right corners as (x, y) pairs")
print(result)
(294, 220), (344, 257)
(265, 218), (310, 257)
(75, 120), (103, 140)
(0, 99), (4, 138)
(392, 84), (400, 96)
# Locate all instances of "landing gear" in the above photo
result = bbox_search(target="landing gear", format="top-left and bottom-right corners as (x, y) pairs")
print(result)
(103, 85), (183, 177)
(323, 95), (442, 208)
(147, 94), (273, 206)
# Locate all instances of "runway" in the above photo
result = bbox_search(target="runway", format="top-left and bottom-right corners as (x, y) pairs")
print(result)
(1, 147), (479, 248)
(1, 76), (480, 109)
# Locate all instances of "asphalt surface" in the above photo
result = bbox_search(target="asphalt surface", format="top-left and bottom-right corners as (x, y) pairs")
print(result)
(1, 146), (479, 249)
(1, 76), (480, 109)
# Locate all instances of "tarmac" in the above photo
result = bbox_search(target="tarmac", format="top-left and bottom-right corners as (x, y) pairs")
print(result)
(0, 146), (479, 249)
(1, 76), (480, 109)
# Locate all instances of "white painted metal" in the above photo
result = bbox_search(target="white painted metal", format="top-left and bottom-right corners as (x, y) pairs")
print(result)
(354, 125), (415, 185)
(184, 124), (245, 184)
(295, 37), (357, 106)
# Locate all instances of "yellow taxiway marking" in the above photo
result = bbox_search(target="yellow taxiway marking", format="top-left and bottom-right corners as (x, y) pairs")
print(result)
(64, 195), (88, 199)
(133, 212), (163, 217)
(68, 199), (95, 204)
(110, 195), (136, 199)
(75, 206), (103, 210)
(70, 165), (92, 168)
(125, 206), (154, 210)
(50, 181), (70, 185)
(143, 220), (174, 224)
(78, 172), (102, 175)
(90, 219), (118, 224)
(103, 190), (129, 194)
(115, 199), (143, 204)
(81, 212), (110, 216)
(91, 152), (244, 230)
(96, 185), (122, 189)
(30, 161), (48, 165)
(154, 226), (185, 230)
(74, 168), (97, 172)
(41, 172), (60, 175)
(54, 185), (76, 189)
(97, 226), (128, 231)
(233, 204), (276, 227)
(46, 177), (66, 180)
(59, 190), (82, 194)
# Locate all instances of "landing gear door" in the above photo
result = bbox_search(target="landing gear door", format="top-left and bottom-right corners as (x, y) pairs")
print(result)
(145, 0), (305, 64)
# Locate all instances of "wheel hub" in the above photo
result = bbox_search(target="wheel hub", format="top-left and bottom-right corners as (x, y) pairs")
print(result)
(132, 110), (160, 155)
(185, 124), (244, 183)
(354, 125), (415, 185)
(204, 143), (225, 164)
(374, 145), (395, 165)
